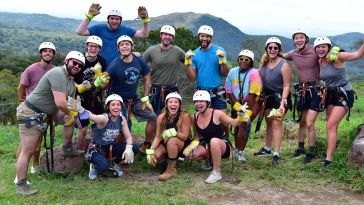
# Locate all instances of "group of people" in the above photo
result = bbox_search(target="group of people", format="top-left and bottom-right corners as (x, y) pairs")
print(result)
(14, 3), (364, 195)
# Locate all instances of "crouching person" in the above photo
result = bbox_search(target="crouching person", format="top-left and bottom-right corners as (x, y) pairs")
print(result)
(186, 90), (246, 184)
(146, 92), (192, 181)
(81, 94), (139, 179)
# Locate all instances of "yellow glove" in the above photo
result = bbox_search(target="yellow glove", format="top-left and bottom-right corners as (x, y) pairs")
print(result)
(94, 72), (109, 88)
(183, 140), (199, 157)
(259, 52), (269, 65)
(162, 128), (177, 141)
(267, 108), (283, 120)
(77, 80), (92, 94)
(91, 62), (102, 79)
(140, 96), (154, 112)
(63, 111), (78, 126)
(326, 46), (340, 63)
(138, 6), (150, 23)
(146, 149), (157, 167)
(237, 110), (252, 123)
(67, 96), (85, 114)
(232, 102), (249, 112)
(86, 3), (102, 20)
(216, 50), (227, 64)
(184, 49), (194, 65)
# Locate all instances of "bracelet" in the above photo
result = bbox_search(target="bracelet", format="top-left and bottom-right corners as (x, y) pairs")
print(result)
(85, 13), (94, 20)
(142, 18), (151, 23)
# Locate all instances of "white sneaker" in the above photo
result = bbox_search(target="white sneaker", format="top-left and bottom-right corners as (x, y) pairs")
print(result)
(114, 164), (123, 177)
(14, 176), (30, 185)
(88, 163), (97, 180)
(30, 166), (39, 174)
(205, 170), (222, 184)
(237, 151), (246, 163)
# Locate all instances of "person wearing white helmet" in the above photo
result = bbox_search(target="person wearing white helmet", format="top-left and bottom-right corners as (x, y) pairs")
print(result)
(281, 29), (322, 164)
(77, 94), (139, 180)
(143, 25), (185, 114)
(146, 92), (191, 181)
(184, 25), (229, 111)
(107, 35), (157, 152)
(225, 49), (262, 163)
(314, 37), (364, 170)
(14, 41), (57, 184)
(76, 3), (150, 65)
(73, 35), (108, 151)
(188, 90), (245, 184)
(257, 37), (292, 165)
(15, 51), (86, 195)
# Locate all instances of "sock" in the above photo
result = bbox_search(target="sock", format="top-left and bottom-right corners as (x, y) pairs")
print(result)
(308, 146), (315, 154)
(273, 152), (280, 157)
(298, 142), (305, 150)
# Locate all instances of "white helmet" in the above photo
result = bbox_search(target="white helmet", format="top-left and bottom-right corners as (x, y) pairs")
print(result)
(314, 37), (331, 47)
(160, 25), (175, 36)
(292, 28), (309, 40)
(193, 90), (211, 102)
(265, 37), (282, 46)
(108, 9), (122, 18)
(65, 51), (85, 65)
(238, 49), (254, 61)
(117, 35), (133, 46)
(105, 94), (123, 109)
(86, 35), (103, 48)
(165, 92), (182, 104)
(39, 42), (56, 53)
(198, 25), (213, 36)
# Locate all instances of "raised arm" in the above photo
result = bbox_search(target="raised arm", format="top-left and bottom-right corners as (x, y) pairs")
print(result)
(76, 3), (102, 36)
(133, 6), (150, 38)
(338, 43), (364, 62)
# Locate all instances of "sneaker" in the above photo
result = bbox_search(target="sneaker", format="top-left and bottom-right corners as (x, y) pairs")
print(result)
(254, 148), (271, 157)
(61, 143), (84, 157)
(88, 163), (97, 180)
(292, 149), (305, 158)
(14, 176), (30, 185)
(201, 159), (212, 171)
(272, 155), (280, 165)
(303, 153), (315, 164)
(237, 151), (246, 163)
(205, 170), (222, 184)
(114, 164), (124, 177)
(31, 165), (39, 174)
(320, 159), (332, 172)
(16, 178), (38, 195)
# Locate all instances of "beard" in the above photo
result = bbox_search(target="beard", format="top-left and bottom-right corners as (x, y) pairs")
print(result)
(199, 39), (211, 49)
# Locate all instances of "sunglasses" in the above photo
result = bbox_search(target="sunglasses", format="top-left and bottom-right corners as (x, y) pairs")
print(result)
(268, 46), (279, 51)
(71, 60), (83, 68)
(238, 57), (251, 62)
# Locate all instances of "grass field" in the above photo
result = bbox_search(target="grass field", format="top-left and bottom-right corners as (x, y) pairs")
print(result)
(1, 82), (364, 204)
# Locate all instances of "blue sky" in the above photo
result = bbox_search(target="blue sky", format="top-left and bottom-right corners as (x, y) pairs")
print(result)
(1, 0), (363, 37)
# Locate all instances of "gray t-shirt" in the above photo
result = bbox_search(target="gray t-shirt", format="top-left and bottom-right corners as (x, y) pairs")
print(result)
(26, 66), (76, 114)
(320, 63), (352, 91)
(261, 59), (286, 92)
(143, 45), (185, 85)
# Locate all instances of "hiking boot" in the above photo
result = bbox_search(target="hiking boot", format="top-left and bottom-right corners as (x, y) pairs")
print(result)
(88, 163), (97, 180)
(16, 178), (38, 195)
(139, 143), (150, 155)
(158, 160), (177, 181)
(272, 155), (280, 165)
(114, 164), (124, 177)
(254, 147), (271, 157)
(201, 159), (212, 171)
(320, 159), (332, 172)
(31, 165), (39, 174)
(237, 151), (246, 163)
(292, 149), (305, 158)
(14, 176), (30, 185)
(303, 153), (315, 164)
(61, 143), (84, 156)
(205, 170), (222, 184)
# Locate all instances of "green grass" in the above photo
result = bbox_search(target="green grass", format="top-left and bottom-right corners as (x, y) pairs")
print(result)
(1, 82), (364, 204)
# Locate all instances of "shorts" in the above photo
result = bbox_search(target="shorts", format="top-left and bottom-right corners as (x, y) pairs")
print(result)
(296, 87), (321, 112)
(210, 96), (227, 110)
(200, 136), (231, 159)
(150, 84), (179, 115)
(16, 102), (41, 136)
(326, 90), (355, 108)
(264, 93), (292, 111)
(197, 86), (227, 110)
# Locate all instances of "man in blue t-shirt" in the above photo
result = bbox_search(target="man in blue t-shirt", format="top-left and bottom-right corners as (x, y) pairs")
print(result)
(107, 35), (157, 154)
(76, 3), (150, 65)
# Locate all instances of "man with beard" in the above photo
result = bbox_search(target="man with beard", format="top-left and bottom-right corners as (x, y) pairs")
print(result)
(74, 36), (107, 151)
(15, 42), (56, 182)
(141, 25), (185, 153)
(76, 3), (150, 65)
(16, 51), (86, 195)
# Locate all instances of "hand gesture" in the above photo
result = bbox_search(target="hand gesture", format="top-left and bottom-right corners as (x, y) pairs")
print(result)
(138, 6), (149, 19)
(88, 3), (102, 17)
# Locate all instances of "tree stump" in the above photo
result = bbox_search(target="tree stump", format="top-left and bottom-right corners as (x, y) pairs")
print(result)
(348, 124), (364, 168)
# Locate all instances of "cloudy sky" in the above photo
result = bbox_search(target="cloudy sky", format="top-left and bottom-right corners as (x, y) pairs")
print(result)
(1, 0), (363, 37)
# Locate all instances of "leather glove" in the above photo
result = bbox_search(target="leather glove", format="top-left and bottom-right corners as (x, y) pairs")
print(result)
(63, 111), (78, 126)
(77, 80), (92, 94)
(259, 52), (269, 65)
(267, 108), (283, 120)
(184, 49), (194, 65)
(94, 72), (109, 88)
(326, 46), (340, 63)
(161, 128), (177, 141)
(232, 102), (249, 113)
(146, 149), (157, 167)
(183, 140), (199, 157)
(122, 144), (134, 164)
(216, 49), (227, 64)
(140, 96), (154, 112)
(90, 62), (102, 79)
(67, 96), (86, 114)
(237, 110), (252, 123)
(86, 3), (102, 20)
(138, 6), (150, 23)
